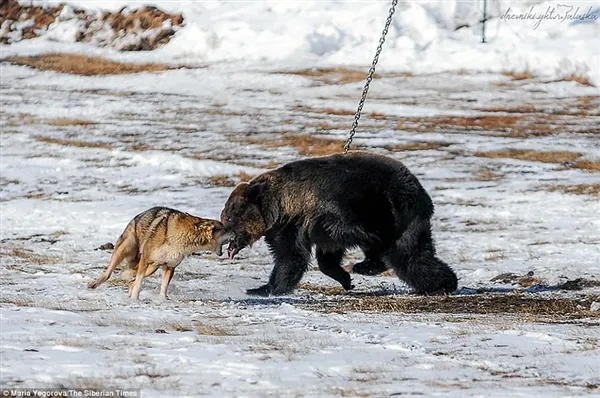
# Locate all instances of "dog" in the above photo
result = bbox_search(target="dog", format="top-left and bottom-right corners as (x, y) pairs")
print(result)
(87, 206), (233, 300)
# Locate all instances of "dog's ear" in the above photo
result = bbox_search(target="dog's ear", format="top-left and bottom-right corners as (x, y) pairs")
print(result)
(195, 222), (213, 238)
(211, 221), (224, 232)
(245, 179), (269, 202)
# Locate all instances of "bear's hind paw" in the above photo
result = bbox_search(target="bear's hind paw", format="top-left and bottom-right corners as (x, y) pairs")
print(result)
(246, 284), (272, 297)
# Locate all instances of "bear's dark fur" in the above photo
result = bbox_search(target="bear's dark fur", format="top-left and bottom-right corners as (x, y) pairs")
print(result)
(221, 152), (457, 296)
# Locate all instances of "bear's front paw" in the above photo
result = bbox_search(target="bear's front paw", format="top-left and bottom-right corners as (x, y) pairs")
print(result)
(246, 284), (271, 297)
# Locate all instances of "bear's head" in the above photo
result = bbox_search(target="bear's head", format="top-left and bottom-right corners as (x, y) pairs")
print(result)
(221, 180), (268, 259)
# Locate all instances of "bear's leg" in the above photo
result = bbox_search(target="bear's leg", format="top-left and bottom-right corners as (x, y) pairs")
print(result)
(385, 218), (458, 295)
(247, 225), (311, 297)
(351, 248), (389, 276)
(315, 247), (354, 290)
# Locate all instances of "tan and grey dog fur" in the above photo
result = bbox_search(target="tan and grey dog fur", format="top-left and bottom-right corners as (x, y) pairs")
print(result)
(88, 206), (232, 300)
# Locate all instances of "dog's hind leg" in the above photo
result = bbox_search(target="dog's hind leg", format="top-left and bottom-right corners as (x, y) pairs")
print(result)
(159, 265), (176, 301)
(144, 263), (160, 277)
(129, 254), (150, 300)
(88, 233), (137, 289)
(127, 262), (161, 294)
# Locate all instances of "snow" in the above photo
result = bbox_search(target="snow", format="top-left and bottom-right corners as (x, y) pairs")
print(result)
(2, 1), (599, 85)
(2, 60), (600, 396)
(2, 1), (600, 397)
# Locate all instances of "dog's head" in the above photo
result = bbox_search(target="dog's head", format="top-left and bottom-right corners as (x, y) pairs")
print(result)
(220, 181), (268, 259)
(184, 217), (234, 256)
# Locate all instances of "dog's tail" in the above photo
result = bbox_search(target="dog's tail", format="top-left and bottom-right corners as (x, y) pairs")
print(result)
(88, 220), (139, 289)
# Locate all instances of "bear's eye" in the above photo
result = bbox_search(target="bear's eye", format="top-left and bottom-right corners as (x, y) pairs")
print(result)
(227, 217), (232, 222)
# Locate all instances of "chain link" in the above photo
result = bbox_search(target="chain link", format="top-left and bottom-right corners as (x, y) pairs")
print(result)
(343, 0), (398, 154)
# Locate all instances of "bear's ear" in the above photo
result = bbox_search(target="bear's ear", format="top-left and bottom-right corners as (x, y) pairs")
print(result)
(245, 180), (269, 202)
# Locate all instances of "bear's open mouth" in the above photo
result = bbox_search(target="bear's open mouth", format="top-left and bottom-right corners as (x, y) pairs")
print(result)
(227, 241), (239, 260)
(216, 231), (235, 257)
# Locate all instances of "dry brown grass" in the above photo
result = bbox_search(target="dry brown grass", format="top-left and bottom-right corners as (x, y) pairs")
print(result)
(348, 367), (387, 383)
(189, 153), (281, 170)
(571, 160), (600, 172)
(1, 1), (183, 49)
(196, 323), (233, 336)
(502, 70), (535, 81)
(303, 294), (600, 320)
(47, 118), (95, 126)
(302, 122), (348, 132)
(329, 388), (372, 397)
(207, 175), (233, 187)
(476, 105), (539, 114)
(473, 149), (580, 164)
(5, 54), (172, 76)
(299, 282), (346, 296)
(0, 0), (64, 43)
(577, 96), (599, 112)
(233, 133), (347, 156)
(276, 68), (370, 85)
(167, 322), (193, 332)
(516, 275), (546, 288)
(544, 184), (600, 196)
(425, 115), (521, 128)
(6, 114), (96, 127)
(101, 6), (184, 34)
(207, 172), (256, 187)
(554, 73), (595, 87)
(33, 135), (113, 150)
(395, 114), (559, 138)
(490, 272), (546, 287)
(484, 252), (507, 262)
(277, 68), (413, 85)
(24, 193), (50, 199)
(237, 171), (254, 182)
(478, 98), (600, 117)
(293, 105), (356, 116)
(474, 167), (504, 181)
(384, 141), (453, 152)
(393, 110), (600, 138)
(3, 247), (60, 264)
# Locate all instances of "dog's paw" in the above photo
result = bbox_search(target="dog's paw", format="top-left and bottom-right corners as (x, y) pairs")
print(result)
(87, 281), (98, 289)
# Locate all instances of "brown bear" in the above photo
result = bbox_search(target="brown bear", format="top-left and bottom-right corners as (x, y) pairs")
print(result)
(221, 152), (457, 296)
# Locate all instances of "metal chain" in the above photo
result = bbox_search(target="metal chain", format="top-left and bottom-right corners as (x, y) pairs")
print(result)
(343, 0), (398, 154)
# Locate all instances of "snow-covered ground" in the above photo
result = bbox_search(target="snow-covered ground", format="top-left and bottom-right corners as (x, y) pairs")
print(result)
(2, 1), (600, 397)
(3, 0), (600, 85)
(2, 61), (600, 397)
